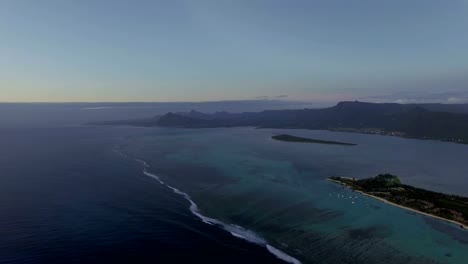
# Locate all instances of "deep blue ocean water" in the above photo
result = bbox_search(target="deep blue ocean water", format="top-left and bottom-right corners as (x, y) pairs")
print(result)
(1, 103), (468, 264)
(0, 125), (287, 264)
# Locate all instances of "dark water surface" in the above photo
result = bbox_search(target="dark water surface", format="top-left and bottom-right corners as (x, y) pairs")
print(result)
(119, 127), (468, 264)
(1, 104), (468, 264)
(0, 126), (285, 264)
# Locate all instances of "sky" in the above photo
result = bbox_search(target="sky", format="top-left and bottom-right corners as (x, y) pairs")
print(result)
(1, 0), (468, 103)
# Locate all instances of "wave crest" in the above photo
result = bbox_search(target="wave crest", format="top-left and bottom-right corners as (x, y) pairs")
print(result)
(112, 147), (302, 264)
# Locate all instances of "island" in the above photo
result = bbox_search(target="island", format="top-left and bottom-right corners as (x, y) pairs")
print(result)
(329, 174), (468, 229)
(91, 101), (468, 145)
(272, 134), (356, 146)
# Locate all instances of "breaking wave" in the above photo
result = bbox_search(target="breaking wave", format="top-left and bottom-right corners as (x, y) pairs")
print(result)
(114, 148), (301, 264)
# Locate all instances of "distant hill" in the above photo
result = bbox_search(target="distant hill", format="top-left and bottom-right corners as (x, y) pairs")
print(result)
(93, 101), (468, 144)
(410, 103), (468, 114)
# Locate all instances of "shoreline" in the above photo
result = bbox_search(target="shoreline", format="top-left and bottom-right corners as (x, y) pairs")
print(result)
(327, 179), (468, 230)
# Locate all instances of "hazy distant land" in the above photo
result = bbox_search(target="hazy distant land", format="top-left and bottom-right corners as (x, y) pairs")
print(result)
(92, 101), (468, 144)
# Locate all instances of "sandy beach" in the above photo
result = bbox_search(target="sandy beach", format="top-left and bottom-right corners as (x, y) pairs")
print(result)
(327, 179), (468, 230)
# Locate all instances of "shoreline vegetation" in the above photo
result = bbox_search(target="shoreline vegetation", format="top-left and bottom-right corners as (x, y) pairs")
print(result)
(328, 175), (468, 229)
(272, 134), (356, 146)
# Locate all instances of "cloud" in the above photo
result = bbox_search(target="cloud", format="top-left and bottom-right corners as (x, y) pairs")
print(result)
(81, 106), (114, 110)
(254, 95), (289, 100)
(393, 98), (418, 104)
(361, 90), (468, 104)
(446, 97), (467, 103)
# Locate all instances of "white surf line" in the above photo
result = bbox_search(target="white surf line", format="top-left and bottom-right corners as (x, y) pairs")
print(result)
(112, 147), (301, 264)
(136, 158), (150, 168)
(138, 160), (302, 264)
(267, 245), (302, 264)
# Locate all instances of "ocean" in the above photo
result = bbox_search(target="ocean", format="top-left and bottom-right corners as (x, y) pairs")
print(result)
(1, 104), (468, 264)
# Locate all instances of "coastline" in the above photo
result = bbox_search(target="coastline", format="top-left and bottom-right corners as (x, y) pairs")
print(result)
(327, 179), (468, 230)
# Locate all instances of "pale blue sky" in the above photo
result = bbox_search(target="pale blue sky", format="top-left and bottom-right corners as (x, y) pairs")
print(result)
(1, 0), (468, 102)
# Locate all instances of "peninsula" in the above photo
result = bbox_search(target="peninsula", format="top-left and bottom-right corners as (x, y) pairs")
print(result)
(329, 174), (468, 229)
(272, 134), (356, 146)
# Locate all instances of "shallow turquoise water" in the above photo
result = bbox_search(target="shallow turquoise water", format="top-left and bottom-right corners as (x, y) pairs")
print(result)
(123, 127), (468, 264)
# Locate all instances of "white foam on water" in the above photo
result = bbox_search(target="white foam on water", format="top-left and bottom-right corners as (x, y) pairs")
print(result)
(230, 232), (246, 239)
(133, 156), (301, 264)
(162, 179), (267, 245)
(222, 225), (266, 245)
(266, 245), (302, 264)
(136, 159), (150, 168)
(143, 170), (165, 184)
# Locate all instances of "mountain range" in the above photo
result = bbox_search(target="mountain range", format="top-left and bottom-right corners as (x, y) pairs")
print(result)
(93, 101), (468, 144)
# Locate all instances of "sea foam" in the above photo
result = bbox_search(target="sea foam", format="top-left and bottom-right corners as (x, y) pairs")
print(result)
(114, 148), (302, 264)
(266, 245), (302, 264)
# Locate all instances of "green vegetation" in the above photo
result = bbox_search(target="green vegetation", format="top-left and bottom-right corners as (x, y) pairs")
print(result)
(330, 174), (468, 228)
(272, 134), (356, 146)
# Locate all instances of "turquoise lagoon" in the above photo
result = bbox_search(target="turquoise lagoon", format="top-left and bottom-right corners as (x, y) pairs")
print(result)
(121, 127), (468, 264)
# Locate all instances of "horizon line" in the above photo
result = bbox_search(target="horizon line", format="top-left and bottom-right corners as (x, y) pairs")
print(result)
(0, 100), (466, 105)
(0, 99), (332, 104)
